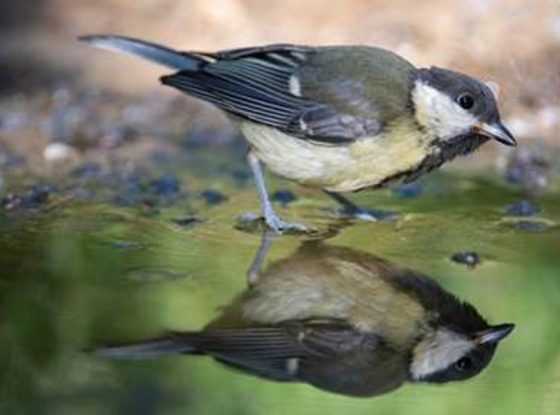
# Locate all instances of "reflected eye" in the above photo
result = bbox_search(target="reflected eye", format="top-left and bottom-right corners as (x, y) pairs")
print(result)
(457, 93), (475, 110)
(455, 357), (473, 371)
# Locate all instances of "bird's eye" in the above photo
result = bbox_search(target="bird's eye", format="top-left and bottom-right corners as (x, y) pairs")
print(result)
(457, 93), (475, 110)
(455, 357), (473, 371)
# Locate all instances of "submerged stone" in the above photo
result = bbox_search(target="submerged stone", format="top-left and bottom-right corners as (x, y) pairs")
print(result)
(173, 216), (204, 227)
(150, 174), (180, 197)
(200, 190), (227, 205)
(272, 190), (297, 206)
(505, 200), (540, 217)
(451, 251), (481, 268)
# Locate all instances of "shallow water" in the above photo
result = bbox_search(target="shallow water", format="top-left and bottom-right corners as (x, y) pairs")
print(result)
(1, 163), (559, 414)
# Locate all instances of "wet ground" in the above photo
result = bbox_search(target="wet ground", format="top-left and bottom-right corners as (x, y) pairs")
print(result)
(1, 117), (560, 413)
(1, 1), (559, 413)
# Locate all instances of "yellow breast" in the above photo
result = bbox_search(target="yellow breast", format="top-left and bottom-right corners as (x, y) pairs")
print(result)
(240, 119), (432, 192)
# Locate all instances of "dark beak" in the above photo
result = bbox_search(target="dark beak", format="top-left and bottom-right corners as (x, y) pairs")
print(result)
(476, 323), (515, 345)
(474, 121), (517, 147)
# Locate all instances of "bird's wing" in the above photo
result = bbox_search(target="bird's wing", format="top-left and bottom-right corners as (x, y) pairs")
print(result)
(161, 45), (386, 144)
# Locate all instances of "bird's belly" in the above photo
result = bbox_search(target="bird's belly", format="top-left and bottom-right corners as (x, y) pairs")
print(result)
(241, 122), (430, 192)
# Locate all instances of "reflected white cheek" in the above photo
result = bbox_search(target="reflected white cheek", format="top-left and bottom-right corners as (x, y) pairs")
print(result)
(410, 329), (475, 380)
(412, 82), (478, 140)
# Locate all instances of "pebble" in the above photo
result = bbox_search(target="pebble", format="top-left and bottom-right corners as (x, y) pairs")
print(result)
(272, 190), (297, 206)
(200, 190), (227, 205)
(505, 200), (540, 217)
(43, 143), (76, 163)
(451, 251), (481, 268)
(150, 174), (180, 197)
(172, 216), (203, 227)
(1, 184), (55, 210)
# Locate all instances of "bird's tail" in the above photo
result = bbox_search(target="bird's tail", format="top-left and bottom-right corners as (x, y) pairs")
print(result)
(78, 34), (206, 71)
(94, 335), (198, 360)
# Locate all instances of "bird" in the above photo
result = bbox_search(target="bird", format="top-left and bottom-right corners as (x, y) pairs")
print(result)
(79, 35), (517, 233)
(94, 242), (514, 397)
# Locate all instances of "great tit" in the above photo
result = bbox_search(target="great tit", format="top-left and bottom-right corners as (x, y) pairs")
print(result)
(95, 242), (514, 397)
(80, 35), (516, 233)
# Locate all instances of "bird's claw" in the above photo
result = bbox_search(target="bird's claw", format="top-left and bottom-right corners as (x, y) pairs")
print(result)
(265, 214), (309, 234)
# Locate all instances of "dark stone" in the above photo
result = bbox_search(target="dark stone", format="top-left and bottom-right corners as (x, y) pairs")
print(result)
(150, 174), (180, 196)
(272, 190), (297, 206)
(1, 184), (55, 210)
(451, 251), (481, 268)
(172, 216), (203, 227)
(200, 190), (227, 205)
(505, 200), (540, 217)
(22, 184), (54, 208)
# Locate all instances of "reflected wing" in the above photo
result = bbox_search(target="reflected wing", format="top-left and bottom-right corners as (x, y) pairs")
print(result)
(161, 45), (382, 143)
(184, 320), (380, 382)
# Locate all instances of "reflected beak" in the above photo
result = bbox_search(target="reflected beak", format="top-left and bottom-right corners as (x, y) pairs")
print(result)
(474, 121), (517, 147)
(476, 324), (515, 345)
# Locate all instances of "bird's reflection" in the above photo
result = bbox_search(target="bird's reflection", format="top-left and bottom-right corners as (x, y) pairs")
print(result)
(96, 233), (514, 397)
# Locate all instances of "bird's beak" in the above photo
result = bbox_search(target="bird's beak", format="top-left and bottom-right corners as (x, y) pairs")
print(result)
(476, 324), (515, 345)
(473, 121), (517, 147)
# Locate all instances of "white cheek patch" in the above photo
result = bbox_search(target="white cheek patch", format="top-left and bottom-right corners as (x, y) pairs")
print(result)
(410, 329), (475, 380)
(412, 81), (478, 140)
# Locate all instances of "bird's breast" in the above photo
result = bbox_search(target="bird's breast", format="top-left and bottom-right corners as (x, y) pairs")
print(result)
(241, 120), (433, 192)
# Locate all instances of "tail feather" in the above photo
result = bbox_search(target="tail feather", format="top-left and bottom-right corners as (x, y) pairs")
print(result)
(78, 34), (204, 71)
(94, 336), (196, 360)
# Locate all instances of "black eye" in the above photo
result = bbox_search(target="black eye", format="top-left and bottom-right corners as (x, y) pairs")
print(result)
(455, 357), (473, 371)
(457, 93), (475, 110)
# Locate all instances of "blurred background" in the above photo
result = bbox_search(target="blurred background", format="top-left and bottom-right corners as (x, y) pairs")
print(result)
(0, 0), (558, 180)
(1, 1), (560, 414)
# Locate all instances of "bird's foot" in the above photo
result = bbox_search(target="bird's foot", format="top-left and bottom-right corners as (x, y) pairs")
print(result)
(236, 212), (312, 235)
(264, 214), (309, 234)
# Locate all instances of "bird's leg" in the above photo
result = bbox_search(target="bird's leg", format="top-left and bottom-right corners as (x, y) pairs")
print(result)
(247, 151), (308, 234)
(246, 229), (276, 286)
(324, 190), (396, 221)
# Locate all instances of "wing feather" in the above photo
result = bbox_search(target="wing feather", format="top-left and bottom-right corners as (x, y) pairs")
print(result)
(161, 45), (384, 143)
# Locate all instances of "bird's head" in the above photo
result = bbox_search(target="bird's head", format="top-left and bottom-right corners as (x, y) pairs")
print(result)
(409, 322), (514, 384)
(412, 67), (516, 147)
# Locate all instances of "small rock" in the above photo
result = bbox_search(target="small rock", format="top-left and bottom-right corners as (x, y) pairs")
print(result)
(43, 143), (76, 163)
(172, 216), (203, 227)
(451, 251), (481, 268)
(505, 200), (540, 217)
(272, 190), (297, 206)
(150, 174), (180, 197)
(200, 190), (227, 205)
(1, 184), (55, 210)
